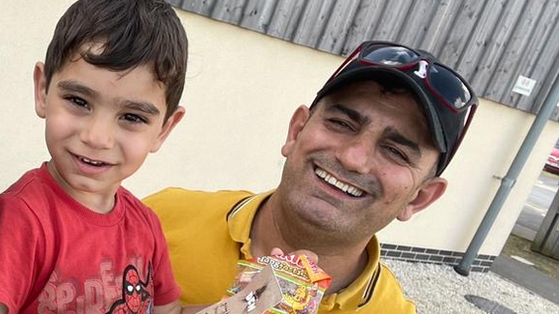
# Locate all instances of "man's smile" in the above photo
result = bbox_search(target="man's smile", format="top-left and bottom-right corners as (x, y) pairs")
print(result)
(314, 167), (364, 197)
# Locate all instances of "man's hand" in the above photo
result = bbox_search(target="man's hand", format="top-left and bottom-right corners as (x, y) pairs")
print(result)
(270, 247), (318, 264)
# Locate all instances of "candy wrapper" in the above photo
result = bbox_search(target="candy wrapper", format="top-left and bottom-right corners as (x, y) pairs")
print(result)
(227, 254), (332, 314)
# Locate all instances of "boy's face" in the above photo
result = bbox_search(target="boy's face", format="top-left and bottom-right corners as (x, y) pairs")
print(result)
(33, 56), (184, 212)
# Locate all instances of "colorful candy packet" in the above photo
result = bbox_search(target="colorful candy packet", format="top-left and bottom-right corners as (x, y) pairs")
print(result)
(227, 254), (332, 314)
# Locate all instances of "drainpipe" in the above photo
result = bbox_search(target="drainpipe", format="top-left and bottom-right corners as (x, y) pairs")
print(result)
(454, 75), (559, 276)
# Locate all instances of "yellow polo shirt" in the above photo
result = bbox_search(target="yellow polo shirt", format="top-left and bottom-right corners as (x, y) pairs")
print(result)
(143, 188), (416, 313)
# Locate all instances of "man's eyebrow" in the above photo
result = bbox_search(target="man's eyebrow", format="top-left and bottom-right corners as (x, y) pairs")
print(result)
(325, 103), (423, 156)
(57, 80), (98, 98)
(384, 128), (422, 157)
(326, 104), (369, 124)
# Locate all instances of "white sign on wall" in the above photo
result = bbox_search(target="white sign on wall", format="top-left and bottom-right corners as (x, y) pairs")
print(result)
(512, 75), (536, 96)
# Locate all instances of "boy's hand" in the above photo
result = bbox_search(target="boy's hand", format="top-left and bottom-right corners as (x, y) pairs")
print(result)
(153, 301), (207, 314)
(181, 305), (209, 314)
(193, 266), (281, 314)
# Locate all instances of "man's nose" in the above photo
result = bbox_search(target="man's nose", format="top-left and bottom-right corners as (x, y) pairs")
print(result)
(336, 136), (376, 174)
(80, 115), (115, 149)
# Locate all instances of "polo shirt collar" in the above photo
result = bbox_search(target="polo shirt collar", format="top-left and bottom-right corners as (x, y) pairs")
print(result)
(227, 190), (274, 259)
(320, 239), (381, 311)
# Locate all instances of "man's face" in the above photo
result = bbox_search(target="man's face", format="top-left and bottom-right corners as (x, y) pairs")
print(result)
(279, 80), (446, 243)
(33, 55), (183, 211)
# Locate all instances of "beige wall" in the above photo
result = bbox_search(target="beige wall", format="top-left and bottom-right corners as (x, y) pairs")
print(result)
(2, 0), (559, 256)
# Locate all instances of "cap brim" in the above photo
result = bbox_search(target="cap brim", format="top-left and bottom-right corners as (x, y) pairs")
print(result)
(313, 66), (447, 153)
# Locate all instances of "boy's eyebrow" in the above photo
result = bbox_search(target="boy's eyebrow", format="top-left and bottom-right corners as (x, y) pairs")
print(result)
(58, 80), (98, 98)
(120, 100), (161, 115)
(58, 80), (160, 115)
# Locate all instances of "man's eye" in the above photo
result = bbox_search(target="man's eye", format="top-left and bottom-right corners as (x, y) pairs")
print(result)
(123, 113), (147, 124)
(386, 146), (409, 163)
(327, 119), (354, 131)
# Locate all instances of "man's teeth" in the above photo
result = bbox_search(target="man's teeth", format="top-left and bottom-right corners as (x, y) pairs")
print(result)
(315, 168), (364, 197)
(79, 157), (105, 166)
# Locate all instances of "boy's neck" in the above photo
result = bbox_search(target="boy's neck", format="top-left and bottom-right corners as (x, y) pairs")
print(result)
(73, 192), (117, 214)
(46, 161), (118, 214)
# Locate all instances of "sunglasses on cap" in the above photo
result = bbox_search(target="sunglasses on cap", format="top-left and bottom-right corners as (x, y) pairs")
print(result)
(319, 41), (478, 175)
(328, 41), (477, 113)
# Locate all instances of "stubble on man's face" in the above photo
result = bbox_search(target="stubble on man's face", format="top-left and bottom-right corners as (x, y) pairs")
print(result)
(277, 81), (440, 246)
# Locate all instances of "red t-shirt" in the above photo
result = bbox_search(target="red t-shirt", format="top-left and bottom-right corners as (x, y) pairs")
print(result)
(0, 163), (181, 313)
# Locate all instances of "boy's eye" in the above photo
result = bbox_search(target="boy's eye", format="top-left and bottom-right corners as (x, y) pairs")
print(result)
(122, 113), (148, 124)
(66, 96), (89, 109)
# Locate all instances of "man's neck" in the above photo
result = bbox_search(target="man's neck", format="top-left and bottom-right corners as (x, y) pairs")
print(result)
(250, 192), (370, 294)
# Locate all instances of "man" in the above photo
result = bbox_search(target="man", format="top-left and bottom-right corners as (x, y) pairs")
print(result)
(144, 41), (478, 313)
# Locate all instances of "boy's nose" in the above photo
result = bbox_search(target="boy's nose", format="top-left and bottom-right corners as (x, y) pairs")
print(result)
(80, 117), (115, 149)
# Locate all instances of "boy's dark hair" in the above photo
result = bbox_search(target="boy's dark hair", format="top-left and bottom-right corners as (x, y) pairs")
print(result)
(44, 0), (188, 122)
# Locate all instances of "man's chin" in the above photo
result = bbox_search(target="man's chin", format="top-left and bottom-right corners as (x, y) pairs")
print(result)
(291, 199), (341, 226)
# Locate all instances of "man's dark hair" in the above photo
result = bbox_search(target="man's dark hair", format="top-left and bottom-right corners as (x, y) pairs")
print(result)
(43, 0), (188, 122)
(310, 76), (422, 113)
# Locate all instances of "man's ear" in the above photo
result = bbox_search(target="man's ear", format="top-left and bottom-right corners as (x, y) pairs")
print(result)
(150, 106), (186, 153)
(281, 105), (310, 157)
(34, 62), (48, 119)
(397, 177), (447, 222)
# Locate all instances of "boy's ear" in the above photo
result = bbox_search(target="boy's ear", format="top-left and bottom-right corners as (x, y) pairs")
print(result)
(150, 106), (185, 153)
(34, 62), (48, 119)
(397, 177), (447, 222)
(281, 105), (310, 157)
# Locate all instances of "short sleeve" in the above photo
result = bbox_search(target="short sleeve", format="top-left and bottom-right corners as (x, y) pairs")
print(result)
(0, 194), (46, 312)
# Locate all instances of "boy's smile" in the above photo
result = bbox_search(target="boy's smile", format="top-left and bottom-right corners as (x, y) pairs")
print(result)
(34, 56), (183, 213)
(72, 153), (114, 175)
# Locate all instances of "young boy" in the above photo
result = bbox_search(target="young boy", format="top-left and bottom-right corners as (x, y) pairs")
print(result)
(0, 0), (192, 312)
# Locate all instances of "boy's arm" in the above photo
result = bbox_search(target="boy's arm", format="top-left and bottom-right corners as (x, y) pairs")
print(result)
(0, 195), (46, 313)
(153, 301), (207, 314)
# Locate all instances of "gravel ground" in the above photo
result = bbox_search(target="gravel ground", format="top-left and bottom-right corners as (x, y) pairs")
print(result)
(384, 259), (559, 314)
